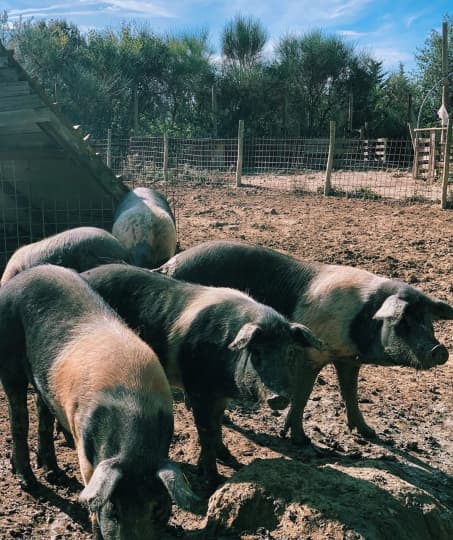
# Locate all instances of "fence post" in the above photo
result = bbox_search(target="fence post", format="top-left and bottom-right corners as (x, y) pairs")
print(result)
(163, 133), (169, 184)
(441, 118), (452, 209)
(324, 120), (336, 195)
(106, 128), (112, 168)
(428, 130), (436, 182)
(381, 137), (388, 163)
(236, 119), (244, 187)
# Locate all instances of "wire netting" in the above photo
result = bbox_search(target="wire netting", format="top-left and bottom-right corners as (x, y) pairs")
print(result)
(2, 133), (452, 273)
(0, 160), (115, 272)
(91, 135), (453, 205)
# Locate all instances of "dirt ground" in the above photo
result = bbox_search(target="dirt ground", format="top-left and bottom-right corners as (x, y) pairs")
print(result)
(0, 184), (452, 539)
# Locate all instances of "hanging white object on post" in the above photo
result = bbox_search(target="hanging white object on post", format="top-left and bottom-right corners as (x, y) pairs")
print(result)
(437, 104), (449, 126)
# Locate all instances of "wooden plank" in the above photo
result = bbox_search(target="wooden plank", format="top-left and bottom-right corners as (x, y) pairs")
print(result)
(0, 149), (65, 160)
(0, 68), (20, 82)
(38, 120), (128, 201)
(0, 41), (126, 202)
(0, 94), (43, 112)
(0, 81), (30, 98)
(0, 107), (52, 128)
(0, 133), (55, 149)
(0, 123), (42, 135)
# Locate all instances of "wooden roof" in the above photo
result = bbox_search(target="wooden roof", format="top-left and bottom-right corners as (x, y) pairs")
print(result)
(0, 42), (127, 204)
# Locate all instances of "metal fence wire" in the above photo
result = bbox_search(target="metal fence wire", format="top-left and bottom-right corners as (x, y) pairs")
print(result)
(90, 134), (452, 205)
(0, 159), (116, 272)
(1, 131), (452, 273)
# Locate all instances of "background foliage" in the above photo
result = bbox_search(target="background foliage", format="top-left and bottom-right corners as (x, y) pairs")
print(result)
(2, 12), (452, 138)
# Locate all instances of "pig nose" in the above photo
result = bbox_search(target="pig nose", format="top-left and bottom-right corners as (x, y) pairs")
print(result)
(430, 345), (449, 365)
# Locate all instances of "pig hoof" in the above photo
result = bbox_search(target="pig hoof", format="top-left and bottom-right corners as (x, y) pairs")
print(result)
(206, 474), (224, 492)
(291, 433), (312, 446)
(18, 473), (39, 492)
(267, 394), (290, 411)
(353, 425), (377, 439)
(44, 468), (66, 484)
(217, 447), (241, 470)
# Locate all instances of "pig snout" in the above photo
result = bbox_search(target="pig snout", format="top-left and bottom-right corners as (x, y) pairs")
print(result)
(429, 344), (449, 366)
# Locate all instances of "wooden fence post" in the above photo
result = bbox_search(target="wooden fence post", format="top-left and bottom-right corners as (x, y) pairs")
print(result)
(106, 128), (112, 168)
(413, 137), (420, 179)
(324, 120), (336, 195)
(236, 119), (244, 187)
(441, 118), (452, 209)
(381, 137), (388, 163)
(163, 133), (169, 184)
(428, 130), (436, 182)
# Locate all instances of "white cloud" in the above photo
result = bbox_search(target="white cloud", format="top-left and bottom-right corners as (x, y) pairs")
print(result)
(326, 0), (374, 20)
(8, 1), (175, 20)
(405, 12), (423, 28)
(372, 45), (413, 68)
(98, 1), (174, 18)
(337, 29), (368, 38)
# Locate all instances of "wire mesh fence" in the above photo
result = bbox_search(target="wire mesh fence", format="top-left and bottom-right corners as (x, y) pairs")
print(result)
(91, 133), (453, 205)
(0, 160), (116, 272)
(1, 129), (452, 274)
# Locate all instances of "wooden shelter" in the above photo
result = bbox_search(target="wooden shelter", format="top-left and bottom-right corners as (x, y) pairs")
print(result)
(0, 42), (128, 271)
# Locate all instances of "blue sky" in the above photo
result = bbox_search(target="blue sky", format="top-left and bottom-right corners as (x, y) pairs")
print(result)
(2, 1), (452, 72)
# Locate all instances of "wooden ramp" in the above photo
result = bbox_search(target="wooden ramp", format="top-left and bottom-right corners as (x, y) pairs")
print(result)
(0, 42), (128, 271)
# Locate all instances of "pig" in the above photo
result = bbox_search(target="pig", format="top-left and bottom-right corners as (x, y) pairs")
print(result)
(157, 240), (453, 446)
(1, 226), (129, 286)
(0, 265), (198, 540)
(81, 263), (323, 487)
(112, 187), (176, 268)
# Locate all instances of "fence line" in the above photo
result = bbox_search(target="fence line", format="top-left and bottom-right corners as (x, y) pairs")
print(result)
(91, 130), (452, 205)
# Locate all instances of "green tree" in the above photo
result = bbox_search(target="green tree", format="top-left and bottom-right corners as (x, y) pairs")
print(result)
(156, 31), (214, 134)
(412, 14), (453, 127)
(373, 64), (414, 137)
(276, 30), (365, 136)
(221, 14), (267, 71)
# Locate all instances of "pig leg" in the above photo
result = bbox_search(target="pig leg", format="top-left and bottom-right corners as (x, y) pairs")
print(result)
(191, 396), (225, 488)
(213, 399), (241, 470)
(36, 396), (61, 477)
(335, 362), (376, 438)
(3, 375), (37, 490)
(282, 364), (320, 445)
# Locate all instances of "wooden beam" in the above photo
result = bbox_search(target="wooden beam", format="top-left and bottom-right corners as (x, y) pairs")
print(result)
(0, 149), (66, 160)
(0, 67), (20, 83)
(0, 133), (55, 148)
(0, 107), (52, 128)
(0, 123), (42, 135)
(0, 81), (30, 98)
(0, 41), (127, 202)
(38, 121), (128, 201)
(0, 94), (42, 112)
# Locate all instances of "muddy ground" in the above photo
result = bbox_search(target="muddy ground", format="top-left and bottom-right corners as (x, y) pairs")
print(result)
(0, 184), (452, 539)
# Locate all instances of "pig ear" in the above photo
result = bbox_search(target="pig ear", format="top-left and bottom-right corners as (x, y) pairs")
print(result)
(290, 323), (324, 350)
(430, 299), (453, 320)
(228, 323), (261, 350)
(79, 459), (122, 512)
(373, 295), (408, 320)
(157, 460), (201, 513)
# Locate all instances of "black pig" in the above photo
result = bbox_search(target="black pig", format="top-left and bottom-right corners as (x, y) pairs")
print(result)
(1, 226), (129, 286)
(157, 240), (453, 445)
(82, 264), (322, 486)
(112, 188), (176, 268)
(0, 265), (197, 540)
